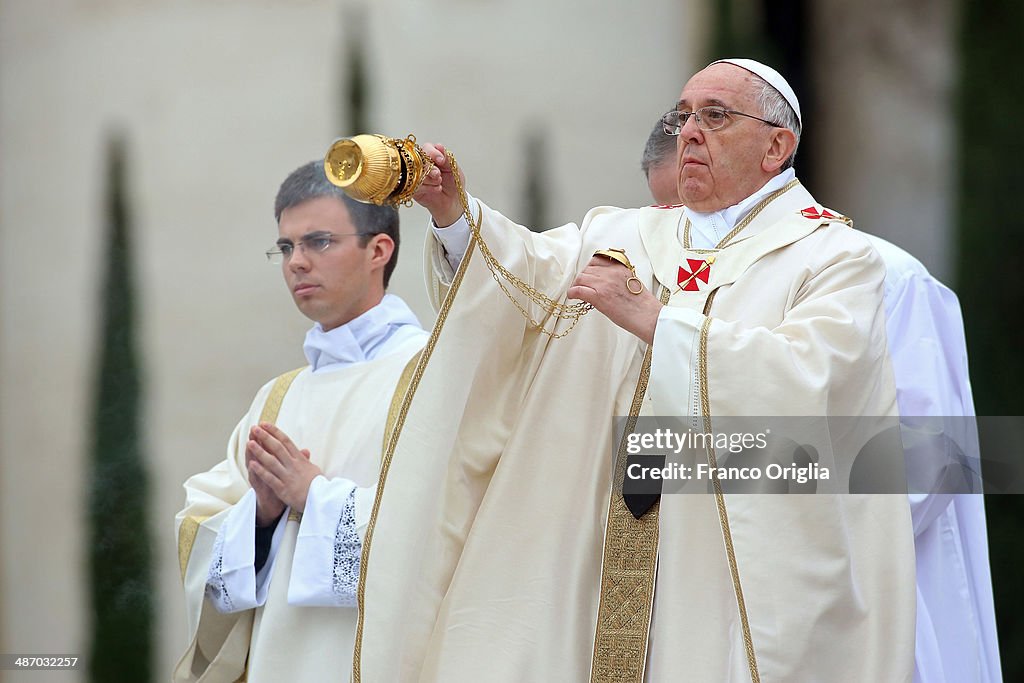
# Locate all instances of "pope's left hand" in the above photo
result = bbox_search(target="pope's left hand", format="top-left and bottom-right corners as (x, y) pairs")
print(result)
(567, 256), (663, 345)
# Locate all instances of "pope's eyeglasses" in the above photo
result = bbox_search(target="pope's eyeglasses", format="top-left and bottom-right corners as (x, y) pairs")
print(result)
(661, 106), (783, 135)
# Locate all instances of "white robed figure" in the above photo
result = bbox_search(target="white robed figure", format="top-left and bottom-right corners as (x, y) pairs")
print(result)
(643, 109), (1002, 683)
(355, 60), (917, 683)
(174, 162), (426, 683)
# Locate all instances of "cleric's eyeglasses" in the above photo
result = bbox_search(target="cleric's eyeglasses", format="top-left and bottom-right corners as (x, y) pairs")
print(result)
(265, 232), (364, 264)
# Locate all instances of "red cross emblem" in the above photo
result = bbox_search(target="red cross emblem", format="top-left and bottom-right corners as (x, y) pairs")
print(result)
(677, 257), (714, 292)
(800, 206), (838, 220)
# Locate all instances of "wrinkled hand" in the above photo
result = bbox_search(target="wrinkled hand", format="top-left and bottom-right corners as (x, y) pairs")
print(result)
(567, 256), (663, 345)
(246, 422), (322, 525)
(413, 142), (467, 228)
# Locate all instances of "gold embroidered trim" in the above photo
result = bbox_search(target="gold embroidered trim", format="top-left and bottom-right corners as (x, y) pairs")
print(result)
(683, 178), (801, 250)
(176, 367), (303, 583)
(698, 310), (760, 683)
(177, 515), (209, 581)
(716, 179), (799, 248)
(382, 350), (423, 454)
(351, 236), (479, 683)
(682, 216), (704, 252)
(589, 287), (671, 683)
(259, 367), (304, 423)
(701, 288), (719, 318)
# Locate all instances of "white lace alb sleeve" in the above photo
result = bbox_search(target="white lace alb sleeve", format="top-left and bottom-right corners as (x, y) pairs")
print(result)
(287, 475), (373, 607)
(205, 489), (286, 613)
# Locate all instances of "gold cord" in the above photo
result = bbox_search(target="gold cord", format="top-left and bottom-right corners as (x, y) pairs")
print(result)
(446, 151), (594, 338)
(698, 287), (761, 683)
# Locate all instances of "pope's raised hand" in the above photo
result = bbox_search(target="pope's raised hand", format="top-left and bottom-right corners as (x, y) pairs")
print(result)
(567, 256), (663, 345)
(413, 142), (467, 229)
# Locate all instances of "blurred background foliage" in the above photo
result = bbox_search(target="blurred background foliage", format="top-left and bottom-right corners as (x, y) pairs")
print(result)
(2, 1), (1017, 680)
(957, 1), (1024, 680)
(88, 135), (153, 681)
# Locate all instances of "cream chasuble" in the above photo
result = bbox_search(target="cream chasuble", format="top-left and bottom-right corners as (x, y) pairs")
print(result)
(174, 348), (418, 683)
(357, 181), (916, 683)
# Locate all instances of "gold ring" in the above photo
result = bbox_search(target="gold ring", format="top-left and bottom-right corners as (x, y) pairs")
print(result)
(626, 276), (644, 295)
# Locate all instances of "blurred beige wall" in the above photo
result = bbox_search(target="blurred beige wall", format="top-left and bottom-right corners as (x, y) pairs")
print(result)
(0, 0), (959, 679)
(0, 0), (696, 679)
(811, 0), (957, 280)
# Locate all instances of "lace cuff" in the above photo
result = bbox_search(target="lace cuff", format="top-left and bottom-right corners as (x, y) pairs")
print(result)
(204, 489), (284, 613)
(287, 476), (364, 607)
(205, 531), (236, 613)
(332, 487), (361, 606)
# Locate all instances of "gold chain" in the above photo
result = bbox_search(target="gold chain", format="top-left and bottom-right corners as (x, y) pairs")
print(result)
(683, 178), (800, 250)
(446, 150), (594, 338)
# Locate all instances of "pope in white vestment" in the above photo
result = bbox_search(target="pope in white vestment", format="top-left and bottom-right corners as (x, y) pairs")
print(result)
(357, 184), (916, 683)
(354, 56), (920, 680)
(644, 113), (1002, 683)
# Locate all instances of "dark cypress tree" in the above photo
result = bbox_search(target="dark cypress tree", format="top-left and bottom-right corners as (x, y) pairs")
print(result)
(957, 1), (1024, 678)
(522, 127), (550, 232)
(342, 7), (370, 135)
(87, 134), (152, 682)
(708, 0), (815, 186)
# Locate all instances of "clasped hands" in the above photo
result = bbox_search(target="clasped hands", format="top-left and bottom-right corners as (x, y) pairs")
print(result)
(246, 422), (323, 527)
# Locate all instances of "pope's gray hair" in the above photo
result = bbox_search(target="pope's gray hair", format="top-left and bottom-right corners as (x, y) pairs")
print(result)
(752, 74), (801, 171)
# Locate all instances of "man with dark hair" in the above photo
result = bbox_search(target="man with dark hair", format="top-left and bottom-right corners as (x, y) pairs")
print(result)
(641, 119), (682, 206)
(642, 117), (1002, 683)
(357, 59), (915, 682)
(174, 161), (426, 683)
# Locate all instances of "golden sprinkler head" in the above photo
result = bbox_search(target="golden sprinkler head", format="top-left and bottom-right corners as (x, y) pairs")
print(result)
(323, 134), (432, 206)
